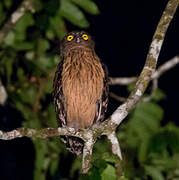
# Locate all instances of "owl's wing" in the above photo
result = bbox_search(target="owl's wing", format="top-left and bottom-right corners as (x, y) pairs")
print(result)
(53, 60), (66, 127)
(53, 59), (83, 155)
(95, 63), (109, 123)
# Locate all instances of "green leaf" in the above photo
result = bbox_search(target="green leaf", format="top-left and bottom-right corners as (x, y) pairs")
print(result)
(126, 101), (163, 161)
(25, 51), (35, 60)
(149, 153), (179, 172)
(14, 12), (34, 41)
(32, 0), (43, 11)
(17, 68), (25, 82)
(43, 104), (57, 127)
(46, 29), (55, 40)
(49, 156), (59, 175)
(33, 140), (50, 180)
(71, 0), (100, 15)
(0, 3), (6, 24)
(127, 102), (163, 140)
(44, 0), (59, 16)
(13, 41), (35, 50)
(92, 158), (107, 173)
(4, 31), (15, 45)
(101, 164), (116, 180)
(60, 0), (89, 28)
(4, 0), (12, 9)
(152, 89), (166, 102)
(18, 86), (37, 104)
(35, 13), (49, 30)
(80, 166), (101, 180)
(4, 57), (13, 83)
(102, 152), (118, 163)
(118, 177), (130, 180)
(37, 38), (50, 55)
(149, 128), (179, 154)
(138, 139), (149, 162)
(144, 165), (164, 180)
(43, 79), (53, 94)
(36, 56), (56, 73)
(71, 157), (84, 177)
(15, 100), (42, 128)
(49, 15), (66, 39)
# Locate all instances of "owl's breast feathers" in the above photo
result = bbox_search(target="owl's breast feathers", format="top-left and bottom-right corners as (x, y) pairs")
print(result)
(53, 47), (108, 155)
(53, 48), (108, 129)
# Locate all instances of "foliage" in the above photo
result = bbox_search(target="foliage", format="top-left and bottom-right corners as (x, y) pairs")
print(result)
(0, 0), (179, 180)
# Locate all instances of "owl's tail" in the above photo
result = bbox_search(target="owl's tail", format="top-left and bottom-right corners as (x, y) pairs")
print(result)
(61, 136), (84, 155)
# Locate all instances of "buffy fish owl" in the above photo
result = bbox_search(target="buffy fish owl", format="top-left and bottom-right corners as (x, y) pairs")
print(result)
(53, 31), (109, 155)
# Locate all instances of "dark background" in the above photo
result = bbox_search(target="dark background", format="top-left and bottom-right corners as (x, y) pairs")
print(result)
(0, 0), (178, 179)
(85, 0), (179, 126)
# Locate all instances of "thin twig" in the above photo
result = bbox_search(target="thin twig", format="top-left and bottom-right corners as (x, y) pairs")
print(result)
(152, 55), (179, 79)
(110, 55), (179, 86)
(110, 77), (137, 85)
(110, 92), (126, 102)
(143, 79), (158, 102)
(110, 56), (179, 102)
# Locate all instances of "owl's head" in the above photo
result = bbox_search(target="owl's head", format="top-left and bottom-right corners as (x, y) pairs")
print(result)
(61, 31), (94, 52)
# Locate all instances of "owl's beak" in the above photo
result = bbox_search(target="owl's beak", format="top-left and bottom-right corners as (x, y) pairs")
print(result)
(76, 37), (80, 43)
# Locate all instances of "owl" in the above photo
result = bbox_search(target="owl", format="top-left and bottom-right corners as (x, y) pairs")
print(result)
(53, 31), (109, 155)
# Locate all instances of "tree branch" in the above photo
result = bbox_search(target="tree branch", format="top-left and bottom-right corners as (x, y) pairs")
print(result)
(82, 133), (95, 173)
(0, 127), (89, 140)
(0, 0), (35, 43)
(103, 0), (179, 129)
(110, 92), (126, 102)
(107, 132), (123, 160)
(110, 77), (137, 85)
(152, 55), (179, 79)
(110, 55), (179, 86)
(143, 79), (158, 102)
(110, 55), (179, 102)
(0, 0), (178, 174)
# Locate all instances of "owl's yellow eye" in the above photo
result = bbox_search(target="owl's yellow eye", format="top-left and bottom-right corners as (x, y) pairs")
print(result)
(67, 35), (74, 41)
(82, 34), (88, 40)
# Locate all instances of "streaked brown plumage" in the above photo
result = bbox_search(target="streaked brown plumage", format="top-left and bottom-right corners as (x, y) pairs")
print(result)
(53, 31), (109, 155)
